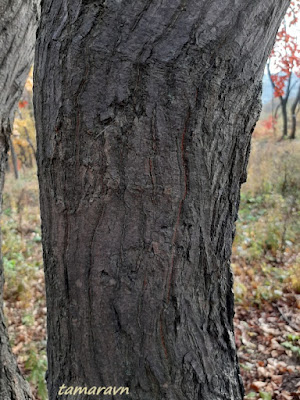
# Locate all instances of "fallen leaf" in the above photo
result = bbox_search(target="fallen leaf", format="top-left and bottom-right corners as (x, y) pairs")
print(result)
(251, 381), (267, 391)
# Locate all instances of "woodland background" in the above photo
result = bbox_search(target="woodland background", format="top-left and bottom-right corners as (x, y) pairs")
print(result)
(2, 3), (300, 400)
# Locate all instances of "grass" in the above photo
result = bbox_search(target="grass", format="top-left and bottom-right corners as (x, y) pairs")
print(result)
(233, 138), (300, 305)
(2, 168), (47, 400)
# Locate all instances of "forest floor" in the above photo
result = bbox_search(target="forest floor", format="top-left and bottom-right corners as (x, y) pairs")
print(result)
(234, 297), (300, 400)
(2, 138), (300, 400)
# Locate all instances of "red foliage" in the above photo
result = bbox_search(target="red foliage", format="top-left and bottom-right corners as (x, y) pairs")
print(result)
(269, 1), (300, 98)
(253, 117), (277, 138)
(262, 115), (277, 131)
(18, 100), (28, 108)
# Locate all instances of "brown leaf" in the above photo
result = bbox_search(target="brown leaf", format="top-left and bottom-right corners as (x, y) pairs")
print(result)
(280, 390), (293, 400)
(251, 381), (267, 391)
(272, 375), (283, 385)
(12, 342), (23, 354)
(257, 367), (269, 378)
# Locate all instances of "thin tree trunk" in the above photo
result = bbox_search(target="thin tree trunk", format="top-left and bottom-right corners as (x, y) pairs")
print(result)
(289, 84), (300, 139)
(0, 1), (39, 398)
(9, 137), (19, 180)
(281, 98), (288, 139)
(267, 63), (289, 140)
(34, 1), (289, 400)
(24, 127), (37, 162)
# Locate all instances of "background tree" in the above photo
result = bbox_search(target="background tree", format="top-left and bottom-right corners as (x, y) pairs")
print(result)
(0, 1), (39, 398)
(268, 0), (300, 139)
(34, 1), (289, 399)
(290, 83), (300, 139)
(12, 70), (37, 171)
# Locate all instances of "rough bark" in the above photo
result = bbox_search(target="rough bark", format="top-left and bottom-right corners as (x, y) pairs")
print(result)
(0, 1), (39, 398)
(290, 84), (300, 139)
(34, 1), (289, 400)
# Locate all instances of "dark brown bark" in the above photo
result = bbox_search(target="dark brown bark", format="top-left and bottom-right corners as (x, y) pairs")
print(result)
(34, 1), (289, 400)
(289, 84), (300, 139)
(0, 1), (39, 398)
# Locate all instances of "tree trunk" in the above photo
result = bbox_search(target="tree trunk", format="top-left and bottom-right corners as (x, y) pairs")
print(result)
(9, 137), (19, 180)
(289, 84), (300, 139)
(281, 98), (288, 139)
(34, 1), (289, 399)
(267, 63), (290, 141)
(0, 1), (39, 398)
(24, 127), (37, 163)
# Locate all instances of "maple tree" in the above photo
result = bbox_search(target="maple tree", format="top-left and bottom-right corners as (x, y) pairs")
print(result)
(268, 0), (300, 139)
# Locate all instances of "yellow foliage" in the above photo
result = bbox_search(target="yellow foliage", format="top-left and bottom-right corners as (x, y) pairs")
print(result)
(11, 68), (36, 169)
(24, 66), (33, 92)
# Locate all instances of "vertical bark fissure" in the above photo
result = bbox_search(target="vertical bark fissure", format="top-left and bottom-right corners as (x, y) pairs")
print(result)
(167, 107), (190, 302)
